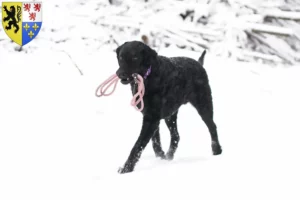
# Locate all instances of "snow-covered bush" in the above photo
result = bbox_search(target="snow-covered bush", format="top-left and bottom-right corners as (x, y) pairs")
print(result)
(1, 0), (299, 66)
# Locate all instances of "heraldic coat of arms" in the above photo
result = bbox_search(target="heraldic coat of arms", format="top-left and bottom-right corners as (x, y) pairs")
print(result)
(2, 2), (42, 46)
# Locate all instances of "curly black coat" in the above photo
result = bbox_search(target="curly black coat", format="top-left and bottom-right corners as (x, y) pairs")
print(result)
(115, 41), (222, 174)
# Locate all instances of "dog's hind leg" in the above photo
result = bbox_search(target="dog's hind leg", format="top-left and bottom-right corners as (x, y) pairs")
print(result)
(165, 111), (180, 160)
(190, 86), (222, 155)
(118, 116), (160, 174)
(152, 128), (166, 159)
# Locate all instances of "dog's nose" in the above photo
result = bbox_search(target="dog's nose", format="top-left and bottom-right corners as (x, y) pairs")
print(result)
(116, 70), (127, 79)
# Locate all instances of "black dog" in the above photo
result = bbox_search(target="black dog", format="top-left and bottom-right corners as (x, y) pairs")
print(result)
(116, 41), (222, 174)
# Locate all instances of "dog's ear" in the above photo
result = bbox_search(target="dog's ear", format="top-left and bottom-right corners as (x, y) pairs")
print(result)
(142, 45), (157, 66)
(116, 45), (122, 57)
(116, 42), (128, 57)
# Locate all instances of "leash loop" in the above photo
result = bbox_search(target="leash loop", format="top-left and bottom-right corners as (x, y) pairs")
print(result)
(131, 73), (145, 111)
(95, 74), (119, 97)
(95, 73), (145, 111)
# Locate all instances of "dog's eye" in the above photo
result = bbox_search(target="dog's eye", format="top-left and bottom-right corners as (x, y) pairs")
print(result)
(132, 57), (138, 61)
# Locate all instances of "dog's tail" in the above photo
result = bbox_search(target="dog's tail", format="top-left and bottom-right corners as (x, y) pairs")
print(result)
(198, 50), (206, 66)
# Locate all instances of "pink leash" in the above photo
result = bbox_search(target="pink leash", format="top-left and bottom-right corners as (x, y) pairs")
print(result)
(95, 74), (145, 112)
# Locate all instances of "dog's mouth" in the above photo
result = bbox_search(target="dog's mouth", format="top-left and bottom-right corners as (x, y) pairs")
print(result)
(120, 77), (133, 85)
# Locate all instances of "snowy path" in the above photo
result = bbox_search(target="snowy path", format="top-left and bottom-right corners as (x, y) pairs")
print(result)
(0, 47), (299, 200)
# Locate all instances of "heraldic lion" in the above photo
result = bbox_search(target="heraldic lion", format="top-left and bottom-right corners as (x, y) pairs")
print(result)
(3, 5), (22, 33)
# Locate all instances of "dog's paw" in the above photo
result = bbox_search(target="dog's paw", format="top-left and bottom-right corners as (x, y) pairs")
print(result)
(212, 141), (222, 155)
(155, 151), (166, 159)
(118, 165), (134, 174)
(165, 153), (174, 160)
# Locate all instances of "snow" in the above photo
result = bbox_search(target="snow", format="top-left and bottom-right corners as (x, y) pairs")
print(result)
(1, 47), (300, 200)
(1, 0), (300, 200)
(264, 9), (300, 20)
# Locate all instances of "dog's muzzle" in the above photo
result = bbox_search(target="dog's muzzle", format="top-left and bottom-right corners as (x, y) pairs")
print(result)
(117, 71), (133, 85)
(120, 77), (133, 85)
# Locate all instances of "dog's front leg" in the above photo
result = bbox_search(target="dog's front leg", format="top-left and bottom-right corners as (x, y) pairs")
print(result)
(118, 116), (159, 174)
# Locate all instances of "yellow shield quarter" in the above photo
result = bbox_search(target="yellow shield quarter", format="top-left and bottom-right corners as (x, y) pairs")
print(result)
(2, 2), (22, 45)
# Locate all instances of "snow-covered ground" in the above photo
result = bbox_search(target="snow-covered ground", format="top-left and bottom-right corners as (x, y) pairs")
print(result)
(1, 0), (300, 200)
(1, 46), (299, 200)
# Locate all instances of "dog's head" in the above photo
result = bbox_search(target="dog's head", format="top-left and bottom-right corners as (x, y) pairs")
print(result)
(115, 41), (157, 85)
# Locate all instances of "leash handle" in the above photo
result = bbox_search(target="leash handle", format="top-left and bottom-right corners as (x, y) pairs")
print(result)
(95, 73), (145, 112)
(95, 74), (119, 97)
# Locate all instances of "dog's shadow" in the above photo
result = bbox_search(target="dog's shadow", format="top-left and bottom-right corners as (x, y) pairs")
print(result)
(92, 156), (211, 180)
(136, 155), (210, 172)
